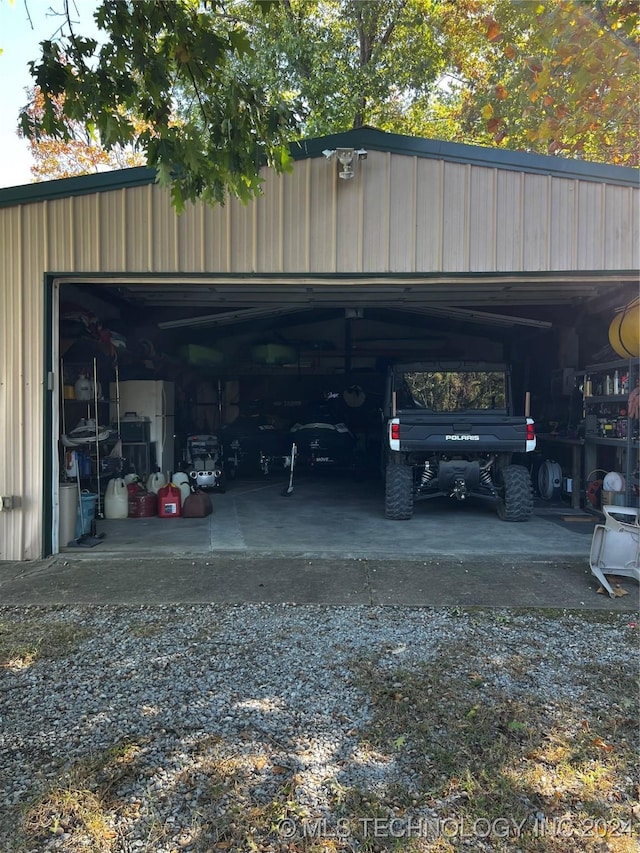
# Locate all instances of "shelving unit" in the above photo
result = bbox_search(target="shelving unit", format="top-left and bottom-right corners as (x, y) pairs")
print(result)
(582, 357), (639, 508)
(60, 358), (120, 501)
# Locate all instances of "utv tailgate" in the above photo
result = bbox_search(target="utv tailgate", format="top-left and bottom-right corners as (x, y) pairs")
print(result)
(392, 413), (531, 453)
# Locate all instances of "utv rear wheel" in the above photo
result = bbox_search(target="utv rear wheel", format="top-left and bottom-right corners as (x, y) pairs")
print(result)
(385, 462), (414, 519)
(497, 464), (533, 521)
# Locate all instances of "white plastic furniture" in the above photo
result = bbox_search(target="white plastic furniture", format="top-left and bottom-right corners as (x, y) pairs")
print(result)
(589, 505), (640, 598)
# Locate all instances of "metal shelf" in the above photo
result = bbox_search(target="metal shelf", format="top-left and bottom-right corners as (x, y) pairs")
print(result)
(583, 357), (639, 507)
(584, 395), (629, 405)
(584, 437), (633, 447)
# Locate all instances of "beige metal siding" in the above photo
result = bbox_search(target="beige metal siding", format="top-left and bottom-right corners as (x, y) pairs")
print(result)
(126, 184), (154, 271)
(309, 157), (337, 272)
(522, 174), (550, 271)
(389, 156), (417, 272)
(257, 173), (284, 272)
(0, 149), (638, 560)
(336, 165), (363, 273)
(281, 158), (309, 272)
(362, 151), (390, 271)
(99, 190), (127, 269)
(0, 207), (26, 560)
(495, 170), (523, 271)
(604, 184), (635, 270)
(469, 166), (497, 272)
(22, 202), (47, 561)
(550, 178), (577, 270)
(73, 194), (101, 270)
(442, 162), (469, 272)
(577, 181), (605, 270)
(153, 186), (179, 272)
(415, 158), (443, 271)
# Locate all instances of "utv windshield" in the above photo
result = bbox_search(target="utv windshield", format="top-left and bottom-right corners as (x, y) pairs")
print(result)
(397, 370), (507, 412)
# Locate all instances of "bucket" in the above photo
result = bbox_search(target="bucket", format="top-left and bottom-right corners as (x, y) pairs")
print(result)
(104, 478), (128, 519)
(602, 490), (626, 508)
(59, 482), (78, 547)
(75, 491), (98, 537)
(158, 482), (182, 518)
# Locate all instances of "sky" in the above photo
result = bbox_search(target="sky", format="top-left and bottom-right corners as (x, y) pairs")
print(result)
(0, 0), (98, 188)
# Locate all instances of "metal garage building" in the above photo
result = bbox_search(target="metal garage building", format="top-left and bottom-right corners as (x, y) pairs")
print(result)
(0, 127), (638, 561)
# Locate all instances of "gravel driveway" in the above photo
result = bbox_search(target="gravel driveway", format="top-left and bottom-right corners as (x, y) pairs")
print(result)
(1, 603), (638, 852)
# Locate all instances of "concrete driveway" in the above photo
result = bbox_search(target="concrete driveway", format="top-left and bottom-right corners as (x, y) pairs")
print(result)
(1, 475), (638, 609)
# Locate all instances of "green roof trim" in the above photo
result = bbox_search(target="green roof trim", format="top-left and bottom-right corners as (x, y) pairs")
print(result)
(0, 128), (637, 209)
(0, 166), (157, 208)
(291, 127), (640, 187)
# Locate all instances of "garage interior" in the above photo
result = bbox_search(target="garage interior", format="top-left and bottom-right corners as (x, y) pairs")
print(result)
(56, 272), (639, 553)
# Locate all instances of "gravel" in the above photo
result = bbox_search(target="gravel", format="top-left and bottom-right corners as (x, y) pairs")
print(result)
(0, 603), (638, 852)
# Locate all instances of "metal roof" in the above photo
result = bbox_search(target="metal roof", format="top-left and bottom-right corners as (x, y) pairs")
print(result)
(0, 128), (637, 210)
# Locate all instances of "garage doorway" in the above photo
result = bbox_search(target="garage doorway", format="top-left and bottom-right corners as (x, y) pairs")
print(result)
(49, 273), (599, 556)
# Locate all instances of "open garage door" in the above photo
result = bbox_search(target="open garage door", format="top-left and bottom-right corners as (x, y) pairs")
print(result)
(50, 273), (637, 556)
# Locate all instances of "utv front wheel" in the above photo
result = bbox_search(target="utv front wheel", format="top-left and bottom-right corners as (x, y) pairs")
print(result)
(497, 464), (533, 521)
(385, 461), (414, 519)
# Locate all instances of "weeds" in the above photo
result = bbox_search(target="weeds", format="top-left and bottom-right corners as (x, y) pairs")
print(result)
(0, 619), (90, 669)
(348, 629), (639, 852)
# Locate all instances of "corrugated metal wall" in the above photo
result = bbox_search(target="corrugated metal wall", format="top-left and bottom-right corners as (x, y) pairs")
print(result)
(0, 150), (638, 559)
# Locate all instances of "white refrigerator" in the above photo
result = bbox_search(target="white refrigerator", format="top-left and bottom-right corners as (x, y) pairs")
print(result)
(110, 380), (175, 477)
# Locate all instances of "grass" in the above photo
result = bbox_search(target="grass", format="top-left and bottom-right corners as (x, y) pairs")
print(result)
(21, 738), (150, 853)
(0, 617), (90, 670)
(345, 622), (639, 852)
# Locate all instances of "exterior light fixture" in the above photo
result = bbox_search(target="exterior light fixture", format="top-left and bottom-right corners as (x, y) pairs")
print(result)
(322, 147), (368, 180)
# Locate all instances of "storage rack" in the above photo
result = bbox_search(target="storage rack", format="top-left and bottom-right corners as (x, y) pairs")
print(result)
(582, 357), (639, 508)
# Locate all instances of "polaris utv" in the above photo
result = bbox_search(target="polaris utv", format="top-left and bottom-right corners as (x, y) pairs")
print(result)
(382, 361), (536, 521)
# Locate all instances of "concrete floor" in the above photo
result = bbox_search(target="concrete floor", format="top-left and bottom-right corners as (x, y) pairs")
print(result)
(67, 473), (597, 560)
(1, 474), (638, 609)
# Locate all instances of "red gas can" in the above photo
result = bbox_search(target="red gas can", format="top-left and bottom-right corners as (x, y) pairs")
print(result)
(128, 490), (158, 518)
(128, 482), (143, 517)
(157, 482), (182, 518)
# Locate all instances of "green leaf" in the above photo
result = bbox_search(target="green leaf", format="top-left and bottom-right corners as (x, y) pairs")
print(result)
(18, 0), (639, 205)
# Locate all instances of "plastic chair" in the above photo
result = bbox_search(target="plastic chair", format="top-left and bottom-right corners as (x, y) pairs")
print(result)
(589, 505), (640, 598)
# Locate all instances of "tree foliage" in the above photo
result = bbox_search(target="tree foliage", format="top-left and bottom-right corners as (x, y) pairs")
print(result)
(17, 0), (639, 207)
(21, 87), (145, 180)
(219, 0), (452, 136)
(21, 0), (297, 209)
(439, 0), (640, 164)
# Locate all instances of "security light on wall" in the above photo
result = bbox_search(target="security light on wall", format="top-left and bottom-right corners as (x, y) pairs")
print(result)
(321, 147), (368, 180)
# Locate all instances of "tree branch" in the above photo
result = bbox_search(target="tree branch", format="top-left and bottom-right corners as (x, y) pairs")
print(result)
(592, 0), (639, 52)
(158, 0), (212, 132)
